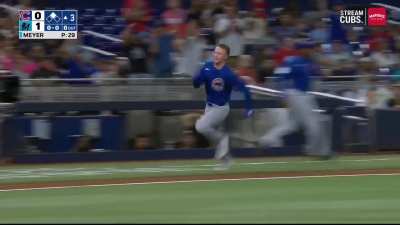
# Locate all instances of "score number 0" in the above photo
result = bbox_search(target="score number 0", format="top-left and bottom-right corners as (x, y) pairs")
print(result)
(34, 11), (42, 31)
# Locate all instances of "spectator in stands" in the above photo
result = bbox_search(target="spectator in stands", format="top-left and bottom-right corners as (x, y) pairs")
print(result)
(72, 135), (97, 153)
(195, 0), (224, 45)
(388, 84), (400, 108)
(13, 0), (32, 10)
(241, 11), (267, 41)
(122, 0), (152, 39)
(122, 30), (149, 74)
(253, 45), (275, 83)
(325, 40), (356, 76)
(362, 79), (395, 110)
(393, 63), (400, 83)
(175, 19), (207, 76)
(175, 130), (198, 148)
(42, 40), (64, 58)
(271, 10), (298, 39)
(0, 8), (14, 39)
(31, 56), (60, 79)
(10, 48), (39, 79)
(203, 0), (224, 23)
(148, 20), (175, 77)
(256, 58), (274, 85)
(62, 44), (98, 83)
(187, 1), (204, 22)
(370, 38), (399, 71)
(22, 44), (46, 75)
(350, 57), (378, 107)
(236, 54), (258, 85)
(309, 18), (328, 44)
(0, 39), (19, 73)
(249, 0), (268, 19)
(394, 27), (400, 52)
(374, 81), (395, 109)
(213, 4), (244, 61)
(133, 133), (154, 150)
(367, 27), (394, 53)
(328, 0), (347, 43)
(180, 112), (210, 148)
(310, 42), (331, 77)
(91, 56), (120, 82)
(162, 0), (187, 38)
(0, 35), (8, 70)
(295, 18), (311, 39)
(273, 37), (299, 66)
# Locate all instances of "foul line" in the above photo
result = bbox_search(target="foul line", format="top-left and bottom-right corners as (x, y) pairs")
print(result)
(1, 173), (399, 192)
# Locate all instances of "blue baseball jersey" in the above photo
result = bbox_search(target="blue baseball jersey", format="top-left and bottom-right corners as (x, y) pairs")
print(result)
(193, 61), (253, 110)
(274, 56), (319, 92)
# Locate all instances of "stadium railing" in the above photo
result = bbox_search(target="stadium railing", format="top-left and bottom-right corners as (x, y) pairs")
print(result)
(16, 76), (393, 103)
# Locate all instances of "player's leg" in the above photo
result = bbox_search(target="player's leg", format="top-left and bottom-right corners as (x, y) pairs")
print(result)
(288, 91), (316, 155)
(195, 104), (230, 159)
(258, 90), (298, 148)
(296, 93), (332, 158)
(305, 95), (332, 158)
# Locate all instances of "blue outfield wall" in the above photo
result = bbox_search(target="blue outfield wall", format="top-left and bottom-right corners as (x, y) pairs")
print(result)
(3, 100), (400, 163)
(5, 115), (125, 153)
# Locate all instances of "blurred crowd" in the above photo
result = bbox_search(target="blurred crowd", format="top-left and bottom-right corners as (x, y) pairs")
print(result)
(1, 0), (400, 83)
(2, 0), (400, 151)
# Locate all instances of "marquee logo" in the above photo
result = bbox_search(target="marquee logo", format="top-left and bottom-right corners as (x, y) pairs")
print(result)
(368, 7), (387, 26)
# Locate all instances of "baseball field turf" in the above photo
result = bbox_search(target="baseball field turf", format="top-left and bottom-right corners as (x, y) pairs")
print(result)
(0, 153), (400, 223)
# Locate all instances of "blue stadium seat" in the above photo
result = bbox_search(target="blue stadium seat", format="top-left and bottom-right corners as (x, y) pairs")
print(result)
(83, 8), (97, 15)
(82, 25), (95, 31)
(103, 16), (115, 24)
(105, 9), (120, 16)
(111, 26), (122, 35)
(94, 16), (106, 24)
(102, 42), (115, 52)
(81, 32), (95, 45)
(94, 9), (105, 16)
(114, 24), (126, 34)
(102, 42), (121, 54)
(103, 26), (116, 35)
(114, 17), (126, 25)
(78, 24), (85, 31)
(93, 25), (104, 33)
(80, 15), (94, 24)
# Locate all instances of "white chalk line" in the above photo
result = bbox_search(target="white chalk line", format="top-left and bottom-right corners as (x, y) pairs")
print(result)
(0, 173), (400, 192)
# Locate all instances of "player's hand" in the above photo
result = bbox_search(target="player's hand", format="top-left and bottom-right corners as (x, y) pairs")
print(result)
(244, 109), (254, 118)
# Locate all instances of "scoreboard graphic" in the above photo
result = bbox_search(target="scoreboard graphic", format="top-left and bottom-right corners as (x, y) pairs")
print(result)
(19, 10), (78, 39)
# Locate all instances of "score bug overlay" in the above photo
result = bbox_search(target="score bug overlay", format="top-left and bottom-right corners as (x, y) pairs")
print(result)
(19, 10), (78, 39)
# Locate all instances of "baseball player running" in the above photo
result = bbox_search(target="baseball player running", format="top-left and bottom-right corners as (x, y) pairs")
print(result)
(193, 44), (254, 169)
(258, 41), (333, 159)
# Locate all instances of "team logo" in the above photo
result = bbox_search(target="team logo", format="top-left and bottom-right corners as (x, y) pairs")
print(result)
(19, 10), (31, 21)
(211, 78), (224, 92)
(368, 7), (387, 26)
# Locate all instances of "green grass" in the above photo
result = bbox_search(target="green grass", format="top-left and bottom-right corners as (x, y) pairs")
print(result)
(1, 154), (400, 184)
(0, 175), (399, 223)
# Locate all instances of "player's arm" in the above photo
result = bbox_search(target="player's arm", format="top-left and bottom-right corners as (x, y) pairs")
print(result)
(232, 73), (254, 117)
(192, 66), (206, 88)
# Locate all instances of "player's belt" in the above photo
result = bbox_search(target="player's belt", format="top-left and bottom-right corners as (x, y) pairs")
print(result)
(207, 102), (225, 107)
